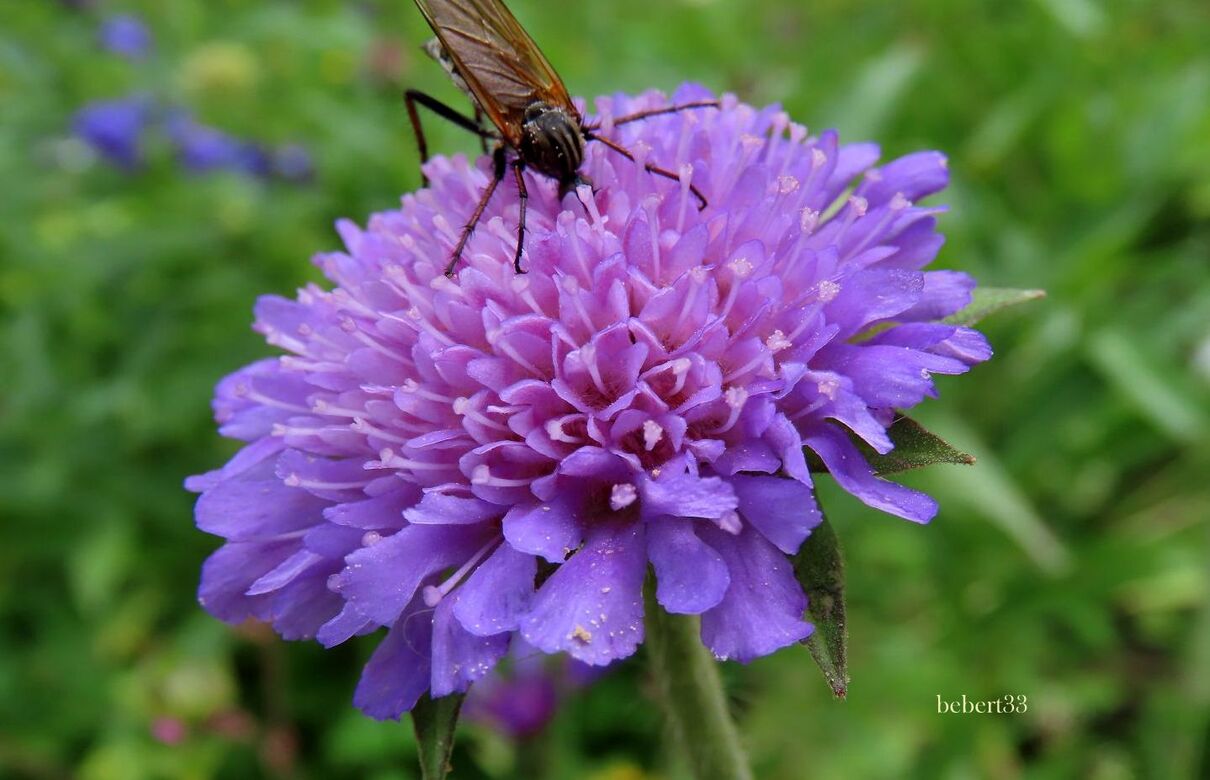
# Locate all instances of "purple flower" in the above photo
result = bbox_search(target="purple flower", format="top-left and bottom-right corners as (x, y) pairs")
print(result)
(272, 144), (315, 183)
(166, 113), (270, 176)
(463, 639), (599, 739)
(188, 85), (991, 720)
(72, 95), (151, 169)
(99, 14), (153, 60)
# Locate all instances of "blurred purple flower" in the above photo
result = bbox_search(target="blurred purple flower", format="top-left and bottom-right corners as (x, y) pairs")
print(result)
(273, 144), (315, 183)
(99, 14), (153, 60)
(464, 639), (603, 739)
(72, 95), (150, 169)
(188, 85), (991, 720)
(166, 113), (270, 176)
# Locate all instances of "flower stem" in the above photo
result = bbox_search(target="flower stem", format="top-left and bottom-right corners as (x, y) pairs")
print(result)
(644, 580), (754, 780)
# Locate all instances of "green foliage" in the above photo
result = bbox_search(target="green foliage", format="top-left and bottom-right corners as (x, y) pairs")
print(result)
(1, 1), (1208, 778)
(794, 519), (848, 699)
(944, 287), (1046, 328)
(412, 694), (464, 780)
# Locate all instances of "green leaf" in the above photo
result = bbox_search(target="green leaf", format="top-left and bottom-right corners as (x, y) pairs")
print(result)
(865, 416), (977, 474)
(794, 518), (848, 698)
(805, 417), (976, 476)
(412, 693), (465, 780)
(943, 287), (1046, 327)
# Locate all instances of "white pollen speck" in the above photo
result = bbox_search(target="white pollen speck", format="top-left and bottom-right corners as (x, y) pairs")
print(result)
(452, 396), (470, 415)
(672, 358), (692, 375)
(741, 134), (764, 151)
(765, 330), (792, 352)
(642, 420), (664, 451)
(401, 379), (419, 393)
(890, 192), (911, 211)
(284, 473), (301, 487)
(811, 148), (827, 168)
(777, 175), (800, 195)
(800, 208), (820, 233)
(728, 257), (754, 278)
(422, 585), (443, 608)
(849, 195), (869, 217)
(818, 279), (842, 303)
(689, 265), (709, 283)
(610, 483), (638, 511)
(724, 386), (749, 410)
(407, 306), (421, 320)
(865, 168), (883, 182)
(920, 368), (931, 379)
(718, 511), (742, 535)
(560, 275), (580, 294)
(362, 531), (382, 547)
(817, 378), (840, 400)
(326, 574), (342, 591)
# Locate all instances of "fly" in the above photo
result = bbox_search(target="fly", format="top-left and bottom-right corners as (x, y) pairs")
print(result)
(404, 0), (718, 276)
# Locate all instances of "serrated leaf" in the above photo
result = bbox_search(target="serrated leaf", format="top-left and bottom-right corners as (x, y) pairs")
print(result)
(865, 416), (977, 474)
(943, 287), (1046, 327)
(794, 518), (848, 698)
(805, 417), (976, 476)
(412, 693), (464, 780)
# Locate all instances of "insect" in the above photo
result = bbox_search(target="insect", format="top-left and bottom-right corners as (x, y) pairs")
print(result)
(406, 0), (718, 276)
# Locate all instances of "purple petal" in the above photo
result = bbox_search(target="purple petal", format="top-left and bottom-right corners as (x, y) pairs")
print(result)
(502, 499), (583, 564)
(404, 492), (503, 525)
(639, 469), (738, 521)
(195, 477), (326, 541)
(453, 543), (536, 636)
(647, 518), (730, 614)
(803, 425), (937, 523)
(729, 474), (823, 555)
(330, 524), (494, 626)
(699, 524), (812, 662)
(430, 596), (510, 697)
(353, 598), (434, 720)
(521, 522), (646, 665)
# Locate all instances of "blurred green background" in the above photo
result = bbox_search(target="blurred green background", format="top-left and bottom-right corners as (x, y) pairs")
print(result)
(2, 0), (1209, 778)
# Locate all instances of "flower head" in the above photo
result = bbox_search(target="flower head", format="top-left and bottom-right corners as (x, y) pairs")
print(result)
(189, 85), (990, 719)
(99, 14), (153, 60)
(166, 112), (270, 176)
(73, 95), (151, 169)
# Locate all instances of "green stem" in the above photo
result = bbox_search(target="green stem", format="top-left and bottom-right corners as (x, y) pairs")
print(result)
(644, 580), (754, 780)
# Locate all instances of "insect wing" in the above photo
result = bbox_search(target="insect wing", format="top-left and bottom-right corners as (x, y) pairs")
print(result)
(413, 0), (576, 146)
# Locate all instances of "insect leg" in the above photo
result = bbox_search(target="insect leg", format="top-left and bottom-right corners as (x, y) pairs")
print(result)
(512, 162), (528, 274)
(446, 146), (508, 277)
(586, 133), (709, 211)
(584, 100), (720, 132)
(404, 89), (494, 186)
(475, 106), (490, 155)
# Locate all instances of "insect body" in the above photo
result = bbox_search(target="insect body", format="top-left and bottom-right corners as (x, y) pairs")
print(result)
(406, 0), (717, 275)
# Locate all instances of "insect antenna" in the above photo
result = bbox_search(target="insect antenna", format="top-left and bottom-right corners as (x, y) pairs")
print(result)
(584, 132), (709, 211)
(583, 99), (719, 132)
